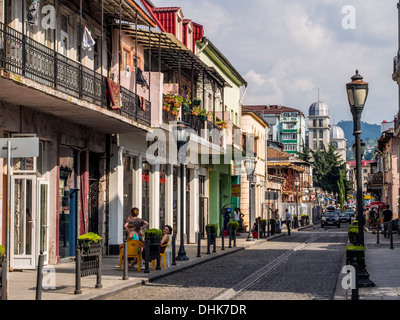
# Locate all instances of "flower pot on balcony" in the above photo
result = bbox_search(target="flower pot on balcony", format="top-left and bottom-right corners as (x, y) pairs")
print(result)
(193, 99), (201, 106)
(199, 115), (207, 121)
(182, 104), (190, 112)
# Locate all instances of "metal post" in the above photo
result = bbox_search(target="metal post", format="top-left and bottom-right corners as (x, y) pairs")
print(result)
(144, 237), (150, 273)
(74, 247), (82, 294)
(5, 140), (11, 300)
(96, 248), (102, 288)
(228, 227), (232, 248)
(1, 256), (6, 300)
(247, 175), (254, 241)
(355, 130), (364, 246)
(122, 241), (128, 280)
(233, 230), (237, 247)
(172, 235), (176, 265)
(221, 227), (225, 251)
(206, 228), (211, 254)
(36, 252), (44, 300)
(176, 162), (188, 260)
(196, 232), (201, 257)
(390, 222), (394, 249)
(351, 258), (359, 300)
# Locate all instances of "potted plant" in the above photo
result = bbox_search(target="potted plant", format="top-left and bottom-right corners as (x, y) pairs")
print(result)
(77, 232), (102, 255)
(0, 245), (4, 265)
(198, 108), (209, 121)
(182, 94), (191, 112)
(216, 119), (228, 129)
(348, 225), (359, 245)
(206, 224), (218, 244)
(145, 229), (162, 244)
(193, 97), (201, 106)
(301, 214), (309, 226)
(227, 221), (239, 238)
(345, 245), (366, 269)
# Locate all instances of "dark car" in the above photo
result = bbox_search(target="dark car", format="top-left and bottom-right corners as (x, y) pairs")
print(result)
(345, 208), (355, 217)
(339, 212), (351, 223)
(321, 211), (340, 228)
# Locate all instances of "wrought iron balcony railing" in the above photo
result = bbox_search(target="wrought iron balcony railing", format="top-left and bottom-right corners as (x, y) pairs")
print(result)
(0, 22), (150, 127)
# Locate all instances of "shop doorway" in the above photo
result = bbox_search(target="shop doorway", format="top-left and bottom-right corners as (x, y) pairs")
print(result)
(10, 176), (36, 269)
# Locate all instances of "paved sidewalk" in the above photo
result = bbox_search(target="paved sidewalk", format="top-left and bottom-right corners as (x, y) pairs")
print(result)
(334, 227), (400, 300)
(4, 230), (289, 300)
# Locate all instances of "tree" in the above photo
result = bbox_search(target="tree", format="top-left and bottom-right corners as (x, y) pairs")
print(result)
(300, 143), (352, 201)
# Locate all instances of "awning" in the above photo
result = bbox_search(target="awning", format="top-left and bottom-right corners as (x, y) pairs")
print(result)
(89, 0), (157, 27)
(119, 26), (230, 88)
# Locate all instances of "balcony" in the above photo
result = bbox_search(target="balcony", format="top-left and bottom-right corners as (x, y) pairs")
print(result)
(0, 22), (151, 131)
(367, 172), (383, 189)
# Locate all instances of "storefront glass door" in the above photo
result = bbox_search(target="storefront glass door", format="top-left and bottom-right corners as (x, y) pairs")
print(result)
(10, 176), (36, 269)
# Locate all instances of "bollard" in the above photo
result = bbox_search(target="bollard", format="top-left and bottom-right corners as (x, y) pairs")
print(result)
(377, 222), (380, 244)
(258, 220), (260, 239)
(212, 234), (216, 253)
(123, 240), (129, 280)
(228, 227), (232, 248)
(221, 229), (225, 251)
(390, 223), (394, 249)
(144, 237), (150, 273)
(1, 256), (7, 300)
(96, 249), (103, 288)
(206, 229), (211, 254)
(233, 230), (237, 247)
(197, 233), (201, 257)
(74, 247), (82, 295)
(172, 235), (176, 266)
(36, 251), (44, 300)
(351, 258), (359, 300)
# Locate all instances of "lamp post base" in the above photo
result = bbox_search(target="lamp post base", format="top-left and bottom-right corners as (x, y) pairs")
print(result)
(176, 247), (189, 261)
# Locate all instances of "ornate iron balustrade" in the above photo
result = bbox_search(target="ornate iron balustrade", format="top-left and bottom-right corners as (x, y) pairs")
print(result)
(0, 22), (150, 127)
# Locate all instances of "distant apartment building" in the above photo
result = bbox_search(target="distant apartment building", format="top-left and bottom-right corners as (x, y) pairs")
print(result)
(243, 105), (306, 155)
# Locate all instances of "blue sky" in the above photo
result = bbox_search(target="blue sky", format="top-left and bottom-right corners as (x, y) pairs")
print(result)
(152, 0), (399, 125)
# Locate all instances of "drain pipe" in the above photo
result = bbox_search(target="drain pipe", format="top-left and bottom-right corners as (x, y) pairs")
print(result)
(196, 39), (209, 57)
(240, 84), (248, 105)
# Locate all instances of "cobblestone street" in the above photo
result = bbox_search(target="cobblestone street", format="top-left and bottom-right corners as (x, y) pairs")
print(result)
(106, 226), (348, 300)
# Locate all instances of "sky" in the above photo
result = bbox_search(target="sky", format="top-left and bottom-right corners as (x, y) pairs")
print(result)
(152, 0), (399, 125)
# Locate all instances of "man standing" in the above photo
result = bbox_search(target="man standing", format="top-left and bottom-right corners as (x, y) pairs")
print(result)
(285, 208), (292, 236)
(382, 205), (393, 238)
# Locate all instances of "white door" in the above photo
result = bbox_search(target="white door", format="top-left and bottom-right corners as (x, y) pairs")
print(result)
(10, 176), (36, 269)
(37, 180), (49, 265)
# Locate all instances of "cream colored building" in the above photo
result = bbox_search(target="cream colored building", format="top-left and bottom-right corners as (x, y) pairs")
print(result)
(240, 108), (269, 229)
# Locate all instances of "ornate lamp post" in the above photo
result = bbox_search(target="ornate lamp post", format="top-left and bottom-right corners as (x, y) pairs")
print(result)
(174, 121), (191, 261)
(346, 70), (375, 288)
(295, 179), (300, 227)
(346, 70), (369, 246)
(244, 157), (257, 241)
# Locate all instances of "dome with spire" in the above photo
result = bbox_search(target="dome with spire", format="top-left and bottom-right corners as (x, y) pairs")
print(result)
(309, 101), (329, 117)
(330, 125), (345, 140)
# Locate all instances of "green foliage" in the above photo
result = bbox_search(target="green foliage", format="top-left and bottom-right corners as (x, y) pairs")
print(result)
(0, 245), (4, 256)
(206, 224), (218, 234)
(348, 225), (359, 234)
(304, 143), (352, 199)
(145, 229), (162, 241)
(227, 221), (239, 231)
(78, 232), (102, 243)
(345, 245), (366, 252)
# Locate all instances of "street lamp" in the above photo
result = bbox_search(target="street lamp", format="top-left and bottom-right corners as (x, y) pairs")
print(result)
(244, 157), (257, 241)
(346, 70), (374, 288)
(346, 70), (368, 246)
(295, 179), (300, 228)
(173, 121), (191, 261)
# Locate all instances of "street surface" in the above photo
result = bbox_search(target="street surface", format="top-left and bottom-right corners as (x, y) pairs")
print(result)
(105, 225), (348, 300)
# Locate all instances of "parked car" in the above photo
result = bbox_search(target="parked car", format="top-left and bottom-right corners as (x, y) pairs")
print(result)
(321, 211), (340, 228)
(339, 212), (351, 223)
(345, 208), (355, 217)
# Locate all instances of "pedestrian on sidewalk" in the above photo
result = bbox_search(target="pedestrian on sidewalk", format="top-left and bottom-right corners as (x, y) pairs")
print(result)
(124, 207), (149, 241)
(285, 208), (292, 236)
(382, 205), (393, 238)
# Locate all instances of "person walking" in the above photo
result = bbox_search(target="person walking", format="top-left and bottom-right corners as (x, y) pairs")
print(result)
(382, 205), (393, 238)
(285, 208), (292, 236)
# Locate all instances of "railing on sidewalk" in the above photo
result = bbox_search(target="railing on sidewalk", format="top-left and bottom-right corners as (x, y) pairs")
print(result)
(0, 22), (151, 127)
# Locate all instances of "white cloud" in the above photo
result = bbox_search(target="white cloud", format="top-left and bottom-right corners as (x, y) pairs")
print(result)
(151, 0), (399, 124)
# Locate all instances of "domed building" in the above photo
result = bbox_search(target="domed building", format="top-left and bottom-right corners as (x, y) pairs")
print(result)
(330, 125), (347, 162)
(307, 101), (331, 152)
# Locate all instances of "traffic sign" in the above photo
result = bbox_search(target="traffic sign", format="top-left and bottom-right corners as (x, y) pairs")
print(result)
(0, 137), (39, 158)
